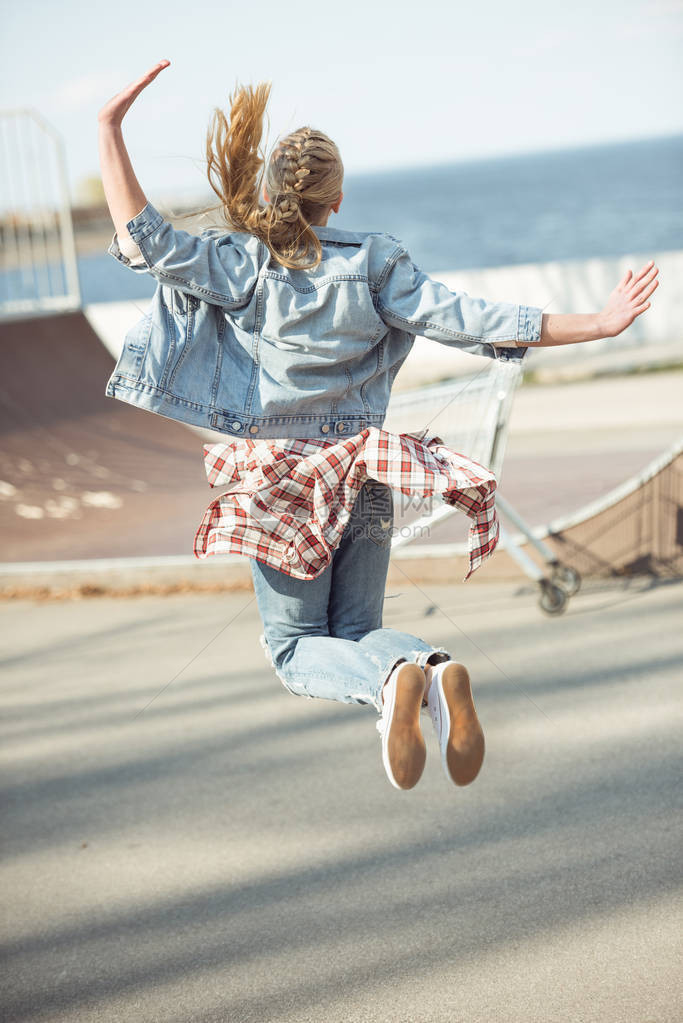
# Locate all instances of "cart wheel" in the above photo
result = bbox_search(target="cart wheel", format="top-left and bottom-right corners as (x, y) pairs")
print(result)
(551, 563), (581, 596)
(538, 579), (568, 616)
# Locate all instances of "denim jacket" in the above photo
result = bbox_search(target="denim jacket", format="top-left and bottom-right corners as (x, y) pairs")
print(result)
(106, 201), (543, 440)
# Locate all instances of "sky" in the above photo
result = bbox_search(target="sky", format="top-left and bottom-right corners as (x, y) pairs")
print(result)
(2, 0), (683, 205)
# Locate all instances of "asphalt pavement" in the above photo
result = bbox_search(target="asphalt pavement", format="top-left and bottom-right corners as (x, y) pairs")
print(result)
(1, 576), (681, 1022)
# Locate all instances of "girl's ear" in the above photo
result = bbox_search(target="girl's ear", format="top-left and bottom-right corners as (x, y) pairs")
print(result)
(262, 183), (270, 203)
(331, 190), (343, 214)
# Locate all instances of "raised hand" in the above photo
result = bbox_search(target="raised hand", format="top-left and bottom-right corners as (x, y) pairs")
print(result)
(600, 260), (659, 338)
(98, 60), (171, 128)
(97, 61), (171, 238)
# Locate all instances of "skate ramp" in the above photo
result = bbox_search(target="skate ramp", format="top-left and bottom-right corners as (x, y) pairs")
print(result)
(539, 438), (683, 579)
(0, 311), (210, 562)
(386, 438), (683, 584)
(2, 311), (682, 584)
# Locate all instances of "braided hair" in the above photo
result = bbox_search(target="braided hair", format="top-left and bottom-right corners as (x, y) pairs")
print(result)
(198, 83), (343, 270)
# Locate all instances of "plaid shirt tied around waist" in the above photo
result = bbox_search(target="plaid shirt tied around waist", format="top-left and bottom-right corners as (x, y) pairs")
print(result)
(193, 427), (499, 581)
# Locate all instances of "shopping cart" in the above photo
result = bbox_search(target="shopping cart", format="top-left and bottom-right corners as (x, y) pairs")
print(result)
(383, 358), (581, 615)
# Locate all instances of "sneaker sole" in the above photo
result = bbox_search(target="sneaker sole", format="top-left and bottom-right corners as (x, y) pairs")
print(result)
(383, 663), (427, 790)
(438, 663), (485, 786)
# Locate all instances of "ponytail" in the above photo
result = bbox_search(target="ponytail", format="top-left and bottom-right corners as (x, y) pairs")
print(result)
(180, 82), (343, 270)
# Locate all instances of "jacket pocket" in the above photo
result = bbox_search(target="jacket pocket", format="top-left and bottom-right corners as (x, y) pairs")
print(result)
(126, 286), (179, 391)
(160, 297), (224, 411)
(166, 293), (199, 389)
(114, 311), (154, 383)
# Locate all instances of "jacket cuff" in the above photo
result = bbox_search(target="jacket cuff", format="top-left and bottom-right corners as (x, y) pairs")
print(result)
(106, 202), (164, 271)
(107, 233), (149, 272)
(124, 201), (165, 243)
(517, 303), (543, 343)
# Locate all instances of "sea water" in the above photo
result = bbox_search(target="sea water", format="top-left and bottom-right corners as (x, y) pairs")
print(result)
(6, 133), (683, 306)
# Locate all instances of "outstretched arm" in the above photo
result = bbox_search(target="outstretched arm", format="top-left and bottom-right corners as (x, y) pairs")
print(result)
(98, 59), (171, 244)
(532, 260), (660, 347)
(378, 247), (660, 357)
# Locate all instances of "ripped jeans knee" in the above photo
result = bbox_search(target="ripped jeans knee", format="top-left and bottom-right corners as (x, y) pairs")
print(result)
(257, 629), (452, 711)
(258, 632), (314, 700)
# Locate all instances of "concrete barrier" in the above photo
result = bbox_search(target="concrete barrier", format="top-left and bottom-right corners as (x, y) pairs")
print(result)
(85, 249), (683, 391)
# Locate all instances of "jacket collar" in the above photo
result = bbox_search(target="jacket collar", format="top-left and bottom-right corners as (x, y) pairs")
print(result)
(311, 224), (373, 244)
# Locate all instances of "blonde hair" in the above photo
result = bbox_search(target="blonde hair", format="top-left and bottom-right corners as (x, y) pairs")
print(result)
(186, 82), (343, 270)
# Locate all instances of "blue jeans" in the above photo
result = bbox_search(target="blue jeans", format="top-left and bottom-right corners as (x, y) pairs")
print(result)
(249, 481), (451, 713)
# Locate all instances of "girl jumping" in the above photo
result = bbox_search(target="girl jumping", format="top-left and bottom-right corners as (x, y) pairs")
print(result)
(98, 60), (659, 791)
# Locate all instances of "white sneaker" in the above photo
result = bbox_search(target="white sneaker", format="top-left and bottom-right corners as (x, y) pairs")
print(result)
(376, 661), (427, 790)
(427, 661), (485, 786)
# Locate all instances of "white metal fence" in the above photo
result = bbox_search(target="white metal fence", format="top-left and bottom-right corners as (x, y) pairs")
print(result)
(384, 359), (582, 613)
(0, 109), (80, 319)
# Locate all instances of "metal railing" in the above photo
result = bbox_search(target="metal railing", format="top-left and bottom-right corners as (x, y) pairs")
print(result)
(0, 108), (81, 319)
(384, 359), (582, 614)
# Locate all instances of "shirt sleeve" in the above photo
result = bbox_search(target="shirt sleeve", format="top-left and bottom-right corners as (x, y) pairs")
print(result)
(376, 246), (543, 359)
(107, 201), (260, 307)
